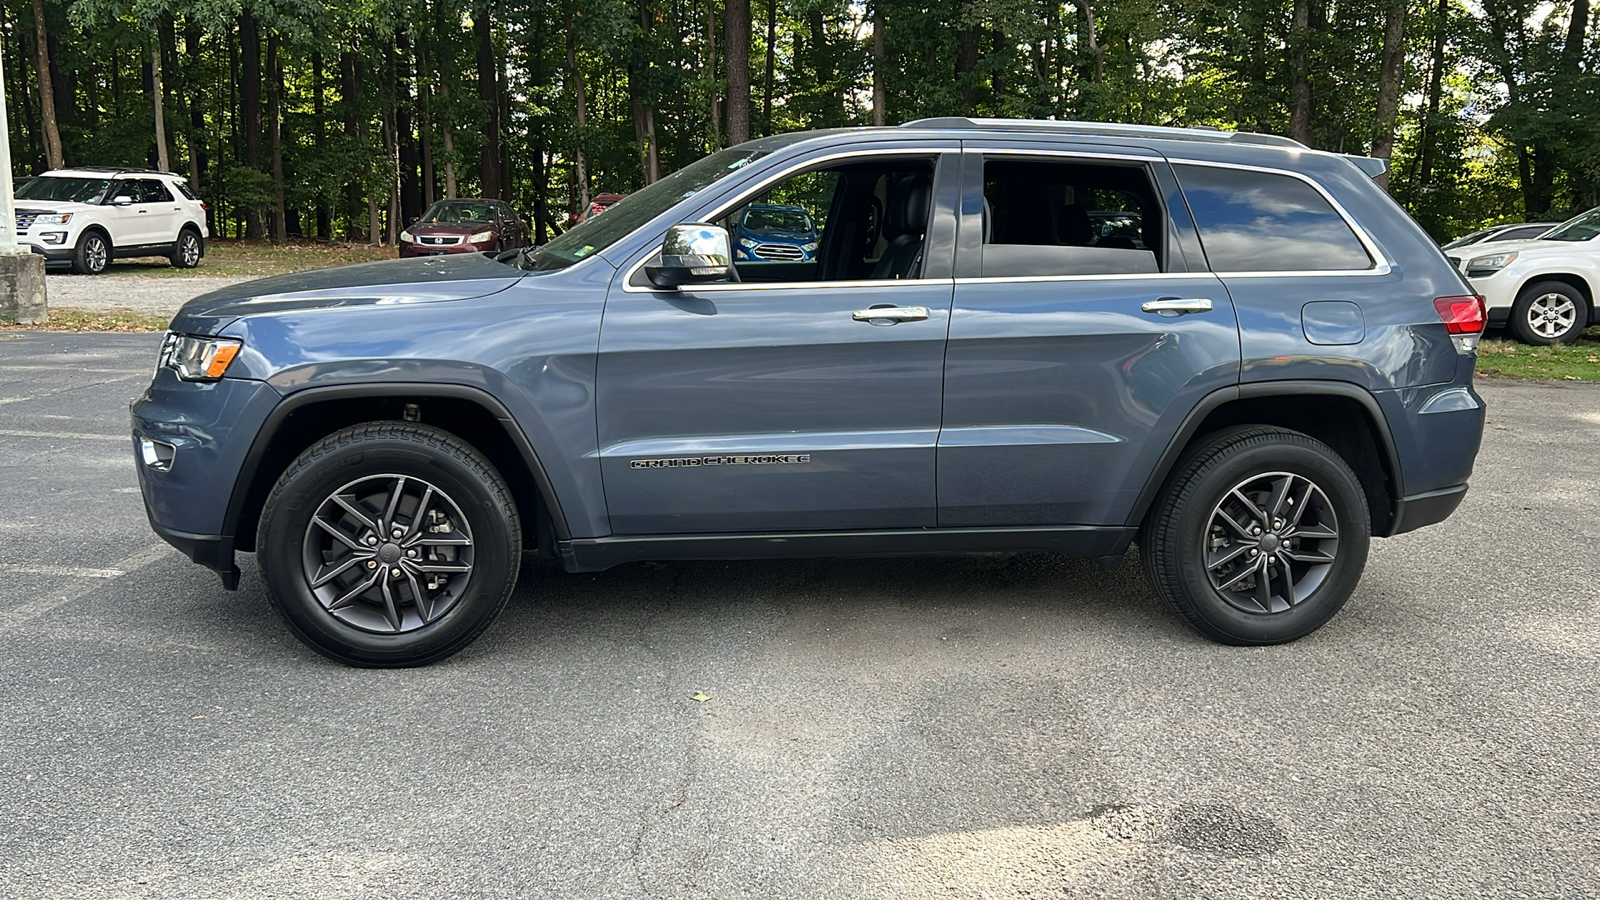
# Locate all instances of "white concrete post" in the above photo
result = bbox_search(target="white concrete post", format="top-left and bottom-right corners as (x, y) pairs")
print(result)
(0, 43), (19, 254)
(0, 46), (48, 325)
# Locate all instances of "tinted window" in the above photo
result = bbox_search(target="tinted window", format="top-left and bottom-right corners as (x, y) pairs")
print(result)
(137, 180), (173, 203)
(173, 180), (199, 201)
(980, 157), (1162, 276)
(1175, 164), (1372, 272)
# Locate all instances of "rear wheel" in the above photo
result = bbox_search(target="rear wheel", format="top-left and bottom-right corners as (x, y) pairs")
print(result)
(1141, 426), (1370, 645)
(257, 422), (521, 667)
(70, 231), (110, 275)
(170, 230), (202, 269)
(1510, 281), (1588, 345)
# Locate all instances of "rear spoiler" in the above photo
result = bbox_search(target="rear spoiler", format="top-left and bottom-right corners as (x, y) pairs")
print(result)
(1344, 155), (1390, 179)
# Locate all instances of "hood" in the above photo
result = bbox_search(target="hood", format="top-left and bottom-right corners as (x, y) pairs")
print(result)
(14, 200), (96, 215)
(1452, 238), (1573, 260)
(170, 253), (527, 336)
(410, 222), (494, 235)
(740, 226), (816, 242)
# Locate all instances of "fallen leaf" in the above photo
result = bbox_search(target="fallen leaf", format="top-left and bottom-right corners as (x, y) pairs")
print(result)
(690, 691), (711, 703)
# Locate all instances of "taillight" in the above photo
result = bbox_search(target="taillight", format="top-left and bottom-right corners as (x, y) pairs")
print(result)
(1434, 295), (1486, 334)
(1434, 294), (1486, 354)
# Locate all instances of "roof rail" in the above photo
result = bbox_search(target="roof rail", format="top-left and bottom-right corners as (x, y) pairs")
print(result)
(898, 117), (1307, 149)
(50, 165), (180, 177)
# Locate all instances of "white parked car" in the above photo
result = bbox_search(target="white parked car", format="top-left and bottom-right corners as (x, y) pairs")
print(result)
(1448, 207), (1600, 344)
(12, 167), (209, 275)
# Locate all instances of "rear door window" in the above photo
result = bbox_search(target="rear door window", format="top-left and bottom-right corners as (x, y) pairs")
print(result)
(1174, 164), (1373, 272)
(979, 157), (1164, 277)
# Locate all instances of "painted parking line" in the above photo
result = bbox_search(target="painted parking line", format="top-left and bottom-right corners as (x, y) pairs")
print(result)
(0, 543), (175, 630)
(0, 429), (129, 441)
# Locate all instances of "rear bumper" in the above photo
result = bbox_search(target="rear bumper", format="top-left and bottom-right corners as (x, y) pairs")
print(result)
(1386, 484), (1469, 536)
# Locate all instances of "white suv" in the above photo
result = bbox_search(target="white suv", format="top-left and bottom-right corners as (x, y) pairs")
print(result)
(12, 167), (209, 275)
(1448, 207), (1600, 344)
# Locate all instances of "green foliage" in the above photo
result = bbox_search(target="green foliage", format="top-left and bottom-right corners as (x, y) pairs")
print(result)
(2, 0), (1595, 243)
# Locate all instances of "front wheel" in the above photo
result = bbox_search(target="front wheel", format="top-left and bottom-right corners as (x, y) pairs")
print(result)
(1140, 426), (1370, 645)
(1510, 281), (1589, 345)
(71, 231), (110, 275)
(257, 422), (521, 667)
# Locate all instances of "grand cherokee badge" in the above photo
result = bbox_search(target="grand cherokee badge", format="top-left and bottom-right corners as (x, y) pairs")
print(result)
(630, 454), (811, 469)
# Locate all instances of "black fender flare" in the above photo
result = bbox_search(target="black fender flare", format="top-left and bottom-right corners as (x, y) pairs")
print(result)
(222, 382), (572, 545)
(1125, 380), (1405, 534)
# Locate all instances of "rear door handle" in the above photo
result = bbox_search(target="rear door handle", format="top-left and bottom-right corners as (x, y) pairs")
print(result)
(853, 305), (930, 323)
(1141, 297), (1213, 316)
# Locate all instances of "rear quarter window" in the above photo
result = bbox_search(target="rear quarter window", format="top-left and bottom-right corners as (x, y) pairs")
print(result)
(1174, 164), (1373, 272)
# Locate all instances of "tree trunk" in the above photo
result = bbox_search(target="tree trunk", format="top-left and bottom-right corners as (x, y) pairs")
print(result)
(30, 0), (63, 169)
(706, 0), (720, 149)
(1566, 0), (1591, 71)
(267, 34), (286, 242)
(1369, 0), (1406, 188)
(342, 52), (364, 241)
(239, 11), (265, 238)
(418, 40), (435, 208)
(1074, 0), (1104, 84)
(724, 0), (750, 144)
(1288, 0), (1312, 145)
(956, 24), (981, 111)
(631, 0), (661, 185)
(763, 0), (775, 135)
(151, 46), (169, 171)
(1417, 0), (1448, 187)
(475, 3), (501, 199)
(394, 34), (421, 223)
(312, 50), (330, 238)
(871, 3), (886, 126)
(567, 0), (589, 214)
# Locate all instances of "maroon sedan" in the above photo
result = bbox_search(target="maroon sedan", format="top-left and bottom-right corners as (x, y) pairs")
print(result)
(399, 199), (527, 257)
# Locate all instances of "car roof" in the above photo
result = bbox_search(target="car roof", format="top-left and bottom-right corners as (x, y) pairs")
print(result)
(45, 167), (185, 179)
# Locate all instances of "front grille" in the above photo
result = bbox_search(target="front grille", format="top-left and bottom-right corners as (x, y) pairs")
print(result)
(14, 209), (43, 232)
(1445, 254), (1465, 271)
(419, 235), (463, 246)
(754, 243), (804, 260)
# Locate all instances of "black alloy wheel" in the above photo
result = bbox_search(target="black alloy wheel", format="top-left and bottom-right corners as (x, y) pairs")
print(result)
(257, 422), (521, 667)
(1141, 426), (1370, 645)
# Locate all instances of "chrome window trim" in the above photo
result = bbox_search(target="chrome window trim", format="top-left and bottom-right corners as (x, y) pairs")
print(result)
(620, 146), (958, 293)
(952, 272), (1213, 286)
(629, 276), (954, 294)
(1166, 157), (1394, 278)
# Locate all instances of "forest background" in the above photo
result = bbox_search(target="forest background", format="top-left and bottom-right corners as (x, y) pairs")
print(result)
(3, 0), (1596, 245)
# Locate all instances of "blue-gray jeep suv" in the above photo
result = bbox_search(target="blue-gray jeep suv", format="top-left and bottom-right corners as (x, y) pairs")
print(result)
(131, 119), (1487, 666)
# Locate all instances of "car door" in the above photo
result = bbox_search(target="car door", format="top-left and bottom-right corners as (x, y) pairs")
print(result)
(938, 143), (1241, 528)
(595, 145), (960, 534)
(135, 179), (182, 247)
(102, 179), (149, 246)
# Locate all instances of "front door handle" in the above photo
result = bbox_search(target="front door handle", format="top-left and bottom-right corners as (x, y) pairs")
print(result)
(852, 305), (930, 324)
(1141, 297), (1213, 317)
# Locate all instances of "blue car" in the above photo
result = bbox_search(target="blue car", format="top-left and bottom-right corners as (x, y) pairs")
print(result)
(733, 203), (819, 261)
(132, 119), (1486, 666)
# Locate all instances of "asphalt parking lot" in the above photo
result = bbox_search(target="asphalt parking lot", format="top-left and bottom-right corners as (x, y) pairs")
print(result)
(1, 331), (1595, 899)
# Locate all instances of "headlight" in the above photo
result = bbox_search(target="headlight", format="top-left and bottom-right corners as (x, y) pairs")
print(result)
(160, 333), (242, 382)
(469, 231), (495, 243)
(1465, 251), (1517, 277)
(31, 212), (72, 226)
(738, 237), (759, 249)
(800, 242), (818, 252)
(399, 229), (413, 242)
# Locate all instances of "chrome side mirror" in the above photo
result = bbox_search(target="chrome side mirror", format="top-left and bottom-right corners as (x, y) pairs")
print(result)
(645, 223), (735, 289)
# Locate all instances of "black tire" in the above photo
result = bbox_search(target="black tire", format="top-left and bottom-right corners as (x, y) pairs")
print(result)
(170, 229), (202, 269)
(257, 422), (521, 667)
(70, 230), (110, 275)
(1510, 280), (1589, 345)
(1140, 426), (1370, 645)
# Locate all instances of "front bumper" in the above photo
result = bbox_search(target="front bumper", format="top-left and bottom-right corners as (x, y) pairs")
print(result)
(131, 371), (282, 589)
(399, 241), (493, 258)
(24, 241), (76, 262)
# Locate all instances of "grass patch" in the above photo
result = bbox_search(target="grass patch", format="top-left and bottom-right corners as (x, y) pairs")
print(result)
(1477, 329), (1600, 381)
(0, 307), (171, 332)
(96, 238), (393, 278)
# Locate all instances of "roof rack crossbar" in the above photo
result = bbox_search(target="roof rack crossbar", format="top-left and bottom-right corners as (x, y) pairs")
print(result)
(897, 117), (1306, 149)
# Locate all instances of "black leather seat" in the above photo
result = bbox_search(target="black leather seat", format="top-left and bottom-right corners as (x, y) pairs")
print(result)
(871, 175), (932, 279)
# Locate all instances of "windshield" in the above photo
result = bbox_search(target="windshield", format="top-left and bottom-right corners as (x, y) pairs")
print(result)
(15, 176), (112, 205)
(742, 207), (814, 233)
(523, 146), (773, 271)
(421, 201), (494, 225)
(1441, 229), (1492, 250)
(1541, 208), (1600, 242)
